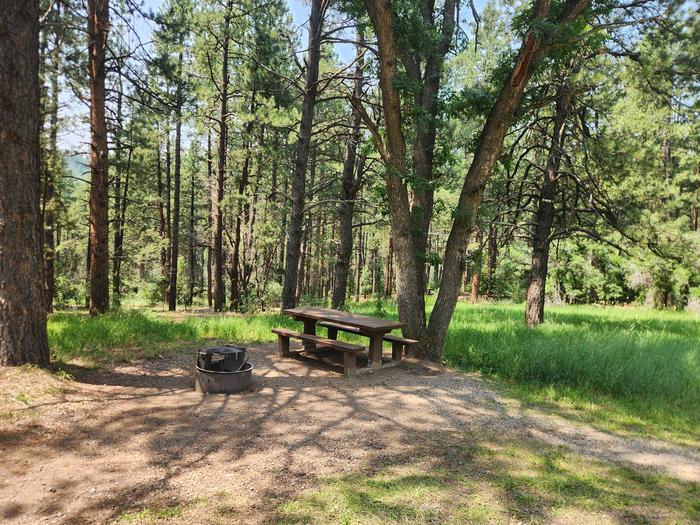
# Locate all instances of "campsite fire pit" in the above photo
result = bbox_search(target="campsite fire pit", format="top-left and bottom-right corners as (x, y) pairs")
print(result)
(194, 345), (253, 394)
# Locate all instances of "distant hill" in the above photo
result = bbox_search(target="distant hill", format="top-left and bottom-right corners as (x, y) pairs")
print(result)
(63, 154), (90, 181)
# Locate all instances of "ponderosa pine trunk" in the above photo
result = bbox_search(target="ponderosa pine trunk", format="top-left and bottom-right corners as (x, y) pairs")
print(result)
(112, 67), (131, 305)
(168, 53), (184, 311)
(332, 30), (365, 309)
(0, 1), (51, 366)
(156, 136), (169, 301)
(525, 84), (573, 326)
(87, 0), (110, 314)
(281, 0), (327, 310)
(213, 0), (233, 312)
(187, 155), (196, 307)
(231, 90), (256, 311)
(206, 130), (213, 307)
(43, 6), (60, 313)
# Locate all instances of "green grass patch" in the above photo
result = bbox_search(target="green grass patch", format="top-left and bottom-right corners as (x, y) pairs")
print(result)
(117, 505), (182, 522)
(275, 433), (699, 524)
(437, 303), (700, 445)
(47, 310), (298, 365)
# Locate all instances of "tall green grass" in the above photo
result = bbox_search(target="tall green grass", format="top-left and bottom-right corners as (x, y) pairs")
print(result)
(48, 310), (296, 363)
(442, 303), (700, 407)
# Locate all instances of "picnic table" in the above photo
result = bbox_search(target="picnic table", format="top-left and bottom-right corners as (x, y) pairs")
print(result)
(273, 307), (416, 376)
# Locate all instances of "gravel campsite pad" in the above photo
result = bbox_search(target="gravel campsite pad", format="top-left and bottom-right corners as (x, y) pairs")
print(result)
(1, 345), (698, 524)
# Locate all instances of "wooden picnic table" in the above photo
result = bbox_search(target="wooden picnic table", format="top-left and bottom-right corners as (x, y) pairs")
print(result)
(283, 307), (405, 369)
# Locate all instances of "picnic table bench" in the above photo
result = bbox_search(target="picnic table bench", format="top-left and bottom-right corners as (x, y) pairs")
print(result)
(318, 321), (418, 360)
(273, 307), (417, 377)
(272, 328), (364, 376)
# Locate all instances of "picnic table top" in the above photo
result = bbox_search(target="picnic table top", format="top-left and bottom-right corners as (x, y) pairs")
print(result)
(284, 307), (404, 333)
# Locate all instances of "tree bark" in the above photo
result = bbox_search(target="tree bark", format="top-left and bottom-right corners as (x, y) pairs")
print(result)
(156, 136), (169, 301)
(42, 5), (61, 313)
(525, 84), (573, 326)
(332, 32), (365, 308)
(87, 0), (110, 314)
(206, 130), (213, 307)
(187, 149), (196, 307)
(486, 222), (497, 297)
(408, 0), (457, 299)
(231, 92), (256, 311)
(384, 237), (394, 297)
(364, 0), (426, 340)
(423, 0), (591, 359)
(112, 66), (130, 305)
(470, 227), (483, 303)
(0, 1), (51, 366)
(168, 52), (184, 311)
(213, 0), (233, 312)
(113, 141), (130, 304)
(281, 0), (327, 309)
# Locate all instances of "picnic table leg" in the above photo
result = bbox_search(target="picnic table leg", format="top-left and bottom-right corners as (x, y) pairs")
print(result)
(302, 318), (317, 350)
(368, 333), (383, 370)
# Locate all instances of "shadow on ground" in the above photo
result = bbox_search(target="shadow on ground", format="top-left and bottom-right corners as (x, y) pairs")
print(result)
(0, 344), (698, 524)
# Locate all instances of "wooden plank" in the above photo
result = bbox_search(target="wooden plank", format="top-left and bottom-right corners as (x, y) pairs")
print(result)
(391, 341), (403, 361)
(343, 351), (357, 377)
(319, 321), (361, 333)
(284, 307), (404, 332)
(276, 333), (291, 357)
(383, 334), (419, 345)
(271, 328), (364, 353)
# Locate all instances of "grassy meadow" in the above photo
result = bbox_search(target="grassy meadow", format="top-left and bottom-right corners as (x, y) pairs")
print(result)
(47, 301), (700, 444)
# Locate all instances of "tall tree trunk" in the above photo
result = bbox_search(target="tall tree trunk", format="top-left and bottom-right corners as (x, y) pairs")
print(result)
(206, 130), (213, 308)
(43, 6), (61, 313)
(113, 143), (131, 304)
(281, 0), (327, 310)
(486, 223), (497, 297)
(87, 0), (110, 314)
(384, 237), (394, 297)
(156, 136), (169, 301)
(470, 227), (483, 303)
(188, 151), (196, 307)
(231, 94), (256, 311)
(332, 30), (365, 309)
(213, 0), (232, 312)
(408, 0), (457, 299)
(525, 84), (573, 326)
(296, 147), (317, 303)
(0, 1), (51, 366)
(168, 53), (184, 311)
(363, 0), (427, 340)
(112, 67), (130, 305)
(423, 0), (590, 359)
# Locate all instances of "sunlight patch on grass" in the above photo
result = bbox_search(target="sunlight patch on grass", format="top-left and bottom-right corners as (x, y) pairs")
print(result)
(117, 505), (182, 522)
(275, 433), (700, 524)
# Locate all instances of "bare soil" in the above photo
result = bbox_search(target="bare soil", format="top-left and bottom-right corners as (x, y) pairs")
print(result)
(1, 343), (698, 524)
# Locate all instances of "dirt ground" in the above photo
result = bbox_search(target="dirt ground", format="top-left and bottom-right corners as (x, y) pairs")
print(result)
(1, 344), (698, 524)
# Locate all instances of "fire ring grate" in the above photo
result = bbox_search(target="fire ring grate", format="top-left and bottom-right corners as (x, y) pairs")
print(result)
(194, 345), (253, 394)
